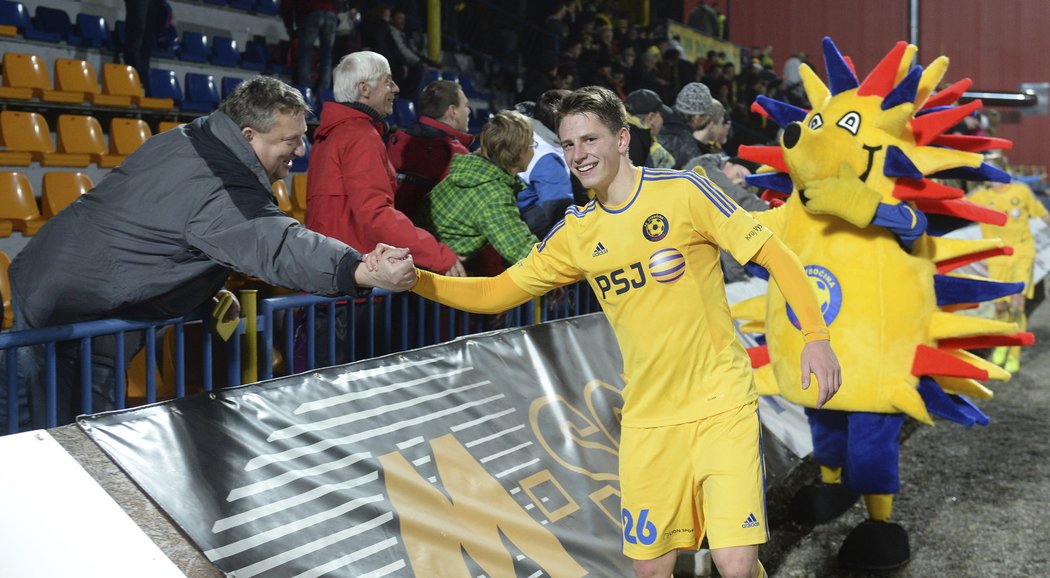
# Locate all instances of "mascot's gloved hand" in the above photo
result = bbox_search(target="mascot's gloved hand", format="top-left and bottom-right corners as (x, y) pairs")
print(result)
(802, 162), (882, 228)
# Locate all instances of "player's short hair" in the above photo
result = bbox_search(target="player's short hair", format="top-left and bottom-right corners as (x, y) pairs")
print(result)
(479, 110), (533, 171)
(333, 51), (391, 103)
(218, 75), (311, 132)
(418, 80), (463, 119)
(555, 85), (627, 136)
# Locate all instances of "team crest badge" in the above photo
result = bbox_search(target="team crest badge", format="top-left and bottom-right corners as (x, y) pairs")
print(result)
(642, 214), (669, 242)
(787, 265), (843, 329)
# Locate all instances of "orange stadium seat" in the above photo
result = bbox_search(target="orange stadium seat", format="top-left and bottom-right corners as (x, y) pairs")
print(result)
(272, 179), (293, 215)
(158, 121), (184, 133)
(0, 171), (45, 235)
(0, 52), (82, 103)
(0, 111), (90, 167)
(109, 118), (151, 156)
(0, 251), (11, 329)
(54, 59), (133, 107)
(56, 114), (124, 168)
(42, 171), (92, 218)
(291, 173), (307, 221)
(101, 63), (175, 109)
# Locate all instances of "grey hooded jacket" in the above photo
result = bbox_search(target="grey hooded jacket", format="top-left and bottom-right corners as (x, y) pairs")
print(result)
(11, 111), (364, 328)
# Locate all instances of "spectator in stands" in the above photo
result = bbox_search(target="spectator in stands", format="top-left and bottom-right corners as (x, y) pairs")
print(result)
(389, 8), (439, 97)
(122, 0), (164, 80)
(687, 154), (767, 212)
(627, 48), (671, 103)
(5, 76), (416, 430)
(387, 79), (475, 223)
(624, 88), (675, 169)
(282, 0), (339, 92)
(517, 89), (575, 237)
(426, 110), (539, 273)
(782, 51), (805, 89)
(658, 82), (715, 169)
(692, 100), (728, 155)
(307, 51), (465, 277)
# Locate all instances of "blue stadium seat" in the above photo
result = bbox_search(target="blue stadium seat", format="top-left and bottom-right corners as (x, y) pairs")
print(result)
(74, 13), (111, 49)
(183, 73), (220, 113)
(241, 39), (268, 71)
(394, 99), (417, 125)
(458, 71), (493, 101)
(33, 6), (79, 44)
(255, 0), (279, 15)
(470, 107), (490, 134)
(228, 0), (256, 12)
(221, 76), (244, 99)
(293, 84), (316, 109)
(441, 70), (458, 83)
(202, 0), (228, 4)
(179, 31), (210, 63)
(211, 36), (240, 67)
(290, 138), (309, 173)
(318, 89), (335, 104)
(147, 68), (182, 108)
(0, 1), (61, 42)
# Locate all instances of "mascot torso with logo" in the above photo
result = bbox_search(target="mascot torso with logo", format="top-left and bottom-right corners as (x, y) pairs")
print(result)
(732, 37), (1032, 571)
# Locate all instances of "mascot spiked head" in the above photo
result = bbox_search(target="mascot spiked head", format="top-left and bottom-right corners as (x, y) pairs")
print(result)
(735, 38), (1035, 427)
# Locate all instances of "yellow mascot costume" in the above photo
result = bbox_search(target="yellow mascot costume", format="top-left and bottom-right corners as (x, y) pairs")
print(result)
(732, 37), (1033, 571)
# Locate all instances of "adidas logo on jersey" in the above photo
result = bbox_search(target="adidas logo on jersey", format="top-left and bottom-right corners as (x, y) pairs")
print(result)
(741, 513), (760, 528)
(592, 242), (608, 257)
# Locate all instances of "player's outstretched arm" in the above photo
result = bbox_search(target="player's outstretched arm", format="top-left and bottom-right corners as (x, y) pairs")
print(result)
(354, 243), (417, 291)
(412, 269), (534, 314)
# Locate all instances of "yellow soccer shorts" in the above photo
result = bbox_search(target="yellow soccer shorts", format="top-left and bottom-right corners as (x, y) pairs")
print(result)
(988, 255), (1036, 299)
(619, 400), (769, 560)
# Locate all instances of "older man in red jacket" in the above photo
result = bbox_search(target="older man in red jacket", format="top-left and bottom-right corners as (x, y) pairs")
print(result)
(307, 51), (465, 276)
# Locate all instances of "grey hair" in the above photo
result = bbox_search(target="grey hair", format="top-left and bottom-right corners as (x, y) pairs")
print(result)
(217, 75), (311, 132)
(333, 51), (391, 103)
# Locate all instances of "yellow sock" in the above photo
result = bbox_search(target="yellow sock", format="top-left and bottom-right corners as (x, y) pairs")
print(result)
(756, 560), (766, 578)
(864, 494), (894, 522)
(820, 465), (842, 485)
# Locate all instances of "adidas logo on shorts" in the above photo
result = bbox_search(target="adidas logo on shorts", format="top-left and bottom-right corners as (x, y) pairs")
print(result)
(741, 513), (760, 529)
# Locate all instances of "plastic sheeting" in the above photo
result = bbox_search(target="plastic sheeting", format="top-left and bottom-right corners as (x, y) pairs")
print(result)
(82, 313), (808, 578)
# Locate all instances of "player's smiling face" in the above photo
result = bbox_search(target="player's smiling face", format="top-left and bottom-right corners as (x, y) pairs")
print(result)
(559, 112), (628, 192)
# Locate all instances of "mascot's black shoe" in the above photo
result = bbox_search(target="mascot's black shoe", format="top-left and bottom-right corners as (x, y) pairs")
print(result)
(789, 483), (861, 526)
(838, 519), (911, 572)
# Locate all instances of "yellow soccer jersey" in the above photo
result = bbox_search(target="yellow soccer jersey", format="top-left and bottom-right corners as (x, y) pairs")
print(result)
(508, 167), (773, 427)
(968, 183), (1049, 259)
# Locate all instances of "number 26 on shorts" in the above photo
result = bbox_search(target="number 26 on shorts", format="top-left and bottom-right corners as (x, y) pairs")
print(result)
(622, 507), (657, 545)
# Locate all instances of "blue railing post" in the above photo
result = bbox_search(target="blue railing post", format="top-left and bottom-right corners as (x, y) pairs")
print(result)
(79, 337), (91, 415)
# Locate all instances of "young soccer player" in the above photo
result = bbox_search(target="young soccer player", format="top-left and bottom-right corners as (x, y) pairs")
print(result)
(403, 86), (842, 578)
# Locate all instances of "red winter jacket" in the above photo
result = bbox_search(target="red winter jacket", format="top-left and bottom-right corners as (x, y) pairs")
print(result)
(387, 115), (474, 222)
(306, 101), (457, 272)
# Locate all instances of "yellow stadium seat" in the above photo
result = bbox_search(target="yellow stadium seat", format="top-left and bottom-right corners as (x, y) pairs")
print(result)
(56, 115), (124, 168)
(109, 118), (152, 156)
(42, 171), (92, 218)
(272, 179), (293, 215)
(0, 251), (11, 329)
(54, 59), (133, 107)
(0, 52), (82, 103)
(101, 64), (174, 109)
(0, 24), (16, 37)
(158, 121), (184, 133)
(291, 173), (307, 221)
(0, 111), (90, 167)
(0, 171), (45, 235)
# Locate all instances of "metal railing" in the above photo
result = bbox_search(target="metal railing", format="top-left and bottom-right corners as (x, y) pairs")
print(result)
(0, 282), (602, 434)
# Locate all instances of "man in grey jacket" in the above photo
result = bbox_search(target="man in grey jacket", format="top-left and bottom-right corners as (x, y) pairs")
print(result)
(7, 76), (415, 429)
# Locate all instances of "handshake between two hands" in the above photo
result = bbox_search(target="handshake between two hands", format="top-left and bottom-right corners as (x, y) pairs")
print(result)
(361, 243), (418, 292)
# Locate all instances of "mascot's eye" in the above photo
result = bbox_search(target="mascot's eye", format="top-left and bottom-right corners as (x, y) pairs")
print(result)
(807, 114), (824, 130)
(836, 111), (862, 135)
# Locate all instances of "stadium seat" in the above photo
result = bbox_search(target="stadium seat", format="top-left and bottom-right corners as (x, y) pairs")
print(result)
(109, 118), (152, 156)
(272, 179), (293, 215)
(441, 70), (459, 83)
(458, 72), (493, 100)
(211, 36), (240, 68)
(291, 173), (307, 221)
(290, 138), (309, 173)
(179, 31), (210, 63)
(255, 0), (279, 15)
(0, 111), (90, 167)
(221, 76), (244, 99)
(54, 59), (133, 107)
(318, 88), (335, 104)
(1, 52), (82, 103)
(0, 250), (13, 329)
(0, 0), (60, 42)
(158, 121), (184, 133)
(75, 12), (112, 49)
(41, 171), (92, 218)
(394, 99), (417, 125)
(241, 39), (269, 71)
(183, 73), (220, 113)
(147, 68), (183, 108)
(293, 84), (316, 109)
(202, 0), (228, 5)
(102, 63), (175, 109)
(34, 6), (80, 44)
(0, 23), (13, 36)
(0, 171), (45, 235)
(55, 115), (123, 168)
(228, 0), (256, 12)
